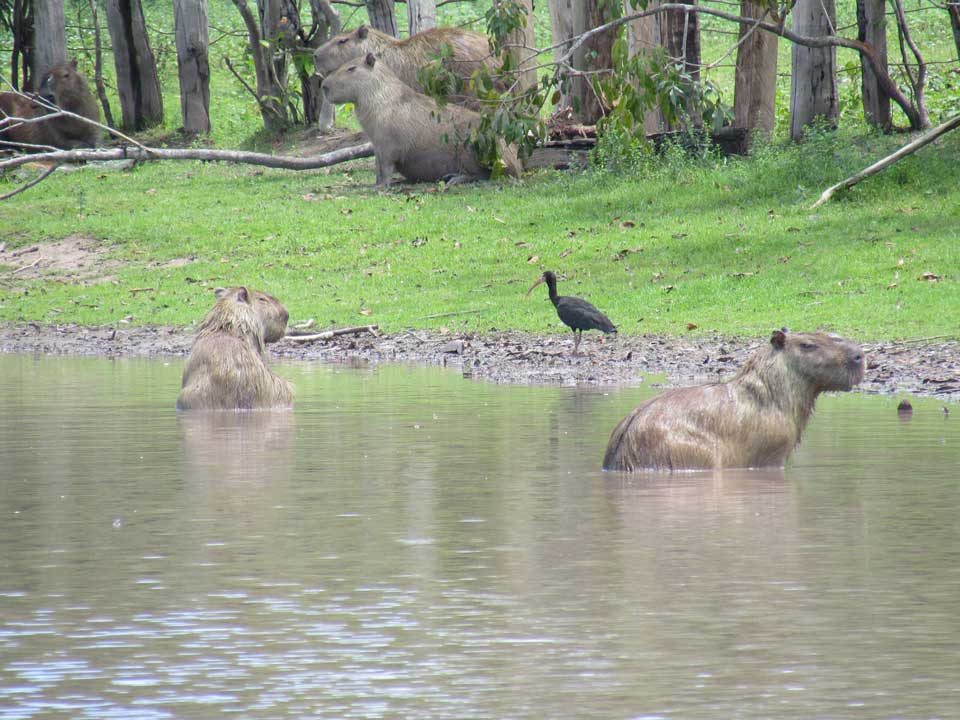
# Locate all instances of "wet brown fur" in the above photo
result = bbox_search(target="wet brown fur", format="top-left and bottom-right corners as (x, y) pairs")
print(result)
(0, 61), (100, 149)
(603, 331), (865, 471)
(177, 287), (294, 410)
(321, 54), (521, 185)
(314, 24), (499, 105)
(214, 287), (289, 344)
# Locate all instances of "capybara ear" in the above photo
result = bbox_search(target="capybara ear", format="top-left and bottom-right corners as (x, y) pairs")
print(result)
(236, 287), (250, 304)
(365, 53), (376, 68)
(771, 329), (787, 349)
(214, 287), (228, 299)
(357, 24), (368, 39)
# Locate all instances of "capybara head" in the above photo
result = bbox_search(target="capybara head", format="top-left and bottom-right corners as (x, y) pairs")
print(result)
(214, 287), (288, 344)
(198, 286), (267, 355)
(37, 60), (91, 108)
(321, 52), (381, 105)
(314, 24), (381, 79)
(768, 329), (865, 392)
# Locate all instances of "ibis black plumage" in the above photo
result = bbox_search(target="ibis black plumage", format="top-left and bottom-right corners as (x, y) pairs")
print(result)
(526, 270), (617, 354)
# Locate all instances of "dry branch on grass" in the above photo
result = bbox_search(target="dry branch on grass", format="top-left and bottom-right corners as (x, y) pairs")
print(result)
(285, 325), (380, 342)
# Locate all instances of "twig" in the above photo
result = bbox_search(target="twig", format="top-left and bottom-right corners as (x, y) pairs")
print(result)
(0, 165), (57, 200)
(811, 113), (960, 209)
(128, 287), (155, 294)
(8, 244), (38, 257)
(421, 308), (482, 319)
(891, 335), (955, 345)
(5, 257), (42, 275)
(285, 324), (379, 342)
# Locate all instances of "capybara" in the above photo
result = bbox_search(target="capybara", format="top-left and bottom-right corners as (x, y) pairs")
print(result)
(177, 286), (294, 411)
(603, 330), (865, 472)
(321, 53), (521, 185)
(314, 24), (499, 105)
(214, 286), (289, 344)
(0, 61), (101, 150)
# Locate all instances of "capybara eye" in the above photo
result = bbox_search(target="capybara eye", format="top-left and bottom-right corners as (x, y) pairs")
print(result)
(348, 66), (355, 72)
(338, 38), (348, 44)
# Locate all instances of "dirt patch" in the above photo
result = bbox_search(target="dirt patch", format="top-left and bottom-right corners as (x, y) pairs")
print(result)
(0, 235), (122, 282)
(1, 323), (957, 402)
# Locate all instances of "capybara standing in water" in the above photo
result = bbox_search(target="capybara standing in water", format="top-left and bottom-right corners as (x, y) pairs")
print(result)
(314, 24), (499, 105)
(321, 53), (521, 185)
(603, 330), (865, 472)
(214, 286), (289, 344)
(177, 287), (294, 411)
(0, 61), (101, 149)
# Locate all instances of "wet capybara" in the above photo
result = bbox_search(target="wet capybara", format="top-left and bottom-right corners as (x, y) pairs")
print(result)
(0, 61), (101, 150)
(177, 286), (294, 411)
(321, 53), (521, 185)
(314, 24), (499, 105)
(214, 287), (289, 344)
(603, 330), (865, 471)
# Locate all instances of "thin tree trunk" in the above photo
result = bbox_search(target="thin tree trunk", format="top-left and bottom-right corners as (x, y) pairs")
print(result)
(231, 0), (288, 132)
(950, 2), (960, 63)
(174, 0), (211, 133)
(364, 0), (397, 37)
(503, 0), (536, 92)
(11, 0), (35, 89)
(104, 0), (164, 130)
(299, 0), (339, 129)
(626, 0), (665, 134)
(571, 0), (615, 123)
(857, 0), (889, 130)
(661, 0), (700, 128)
(733, 0), (777, 138)
(32, 0), (67, 82)
(789, 0), (837, 141)
(86, 0), (115, 127)
(408, 0), (436, 35)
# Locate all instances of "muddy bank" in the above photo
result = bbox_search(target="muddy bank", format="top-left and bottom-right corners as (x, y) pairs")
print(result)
(1, 322), (957, 401)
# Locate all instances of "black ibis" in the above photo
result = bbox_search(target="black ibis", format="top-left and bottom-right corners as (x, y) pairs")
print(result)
(526, 270), (617, 354)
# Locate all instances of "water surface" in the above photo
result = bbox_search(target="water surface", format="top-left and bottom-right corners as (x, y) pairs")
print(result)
(0, 355), (958, 718)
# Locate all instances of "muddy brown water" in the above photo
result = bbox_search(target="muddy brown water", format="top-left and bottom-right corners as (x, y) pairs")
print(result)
(1, 354), (958, 719)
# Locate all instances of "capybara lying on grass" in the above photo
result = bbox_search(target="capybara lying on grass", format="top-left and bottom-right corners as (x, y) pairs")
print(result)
(321, 53), (521, 185)
(603, 330), (865, 471)
(177, 287), (293, 410)
(314, 24), (499, 105)
(0, 61), (100, 150)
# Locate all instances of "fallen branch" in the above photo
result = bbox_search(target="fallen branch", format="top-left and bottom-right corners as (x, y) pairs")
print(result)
(811, 113), (960, 209)
(421, 308), (482, 319)
(285, 324), (378, 342)
(0, 164), (58, 200)
(6, 257), (42, 275)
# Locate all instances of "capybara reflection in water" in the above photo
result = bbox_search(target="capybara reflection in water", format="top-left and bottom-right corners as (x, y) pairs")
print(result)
(214, 286), (288, 344)
(0, 61), (101, 149)
(177, 287), (293, 410)
(603, 330), (865, 471)
(313, 24), (499, 107)
(321, 53), (521, 185)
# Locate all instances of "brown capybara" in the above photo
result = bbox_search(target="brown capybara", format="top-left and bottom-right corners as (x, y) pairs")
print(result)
(603, 330), (865, 472)
(313, 24), (499, 105)
(0, 61), (101, 150)
(321, 53), (521, 185)
(177, 286), (294, 411)
(214, 287), (289, 344)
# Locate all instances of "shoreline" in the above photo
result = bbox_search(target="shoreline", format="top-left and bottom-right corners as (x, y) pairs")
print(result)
(1, 322), (957, 401)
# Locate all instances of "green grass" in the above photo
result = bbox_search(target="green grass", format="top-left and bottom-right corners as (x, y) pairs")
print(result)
(1, 126), (958, 340)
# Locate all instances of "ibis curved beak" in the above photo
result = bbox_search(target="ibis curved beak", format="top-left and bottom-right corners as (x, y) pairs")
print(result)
(525, 274), (545, 297)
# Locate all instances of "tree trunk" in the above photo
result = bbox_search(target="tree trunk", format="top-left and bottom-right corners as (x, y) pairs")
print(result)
(86, 0), (115, 127)
(570, 0), (615, 123)
(503, 0), (536, 92)
(950, 3), (960, 64)
(231, 0), (288, 132)
(104, 0), (164, 130)
(408, 0), (436, 36)
(364, 0), (397, 37)
(9, 0), (34, 90)
(32, 0), (67, 82)
(548, 0), (574, 109)
(625, 0), (665, 134)
(789, 0), (837, 141)
(661, 0), (700, 128)
(733, 0), (778, 138)
(174, 0), (211, 133)
(301, 0), (340, 130)
(856, 0), (889, 131)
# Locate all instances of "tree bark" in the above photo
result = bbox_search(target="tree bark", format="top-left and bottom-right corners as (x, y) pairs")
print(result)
(299, 0), (340, 130)
(503, 0), (536, 92)
(104, 0), (164, 130)
(10, 0), (35, 89)
(174, 0), (211, 133)
(32, 0), (67, 82)
(549, 0), (574, 109)
(364, 0), (397, 37)
(231, 0), (288, 132)
(661, 0), (700, 128)
(950, 2), (960, 64)
(856, 0), (889, 131)
(625, 0), (665, 134)
(789, 0), (837, 141)
(408, 0), (436, 36)
(571, 0), (616, 123)
(86, 0), (115, 127)
(733, 0), (777, 138)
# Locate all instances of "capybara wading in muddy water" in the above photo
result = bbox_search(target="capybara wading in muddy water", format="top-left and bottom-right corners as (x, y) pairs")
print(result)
(313, 25), (499, 105)
(0, 61), (101, 149)
(603, 330), (865, 472)
(321, 53), (521, 185)
(177, 287), (294, 411)
(214, 286), (289, 344)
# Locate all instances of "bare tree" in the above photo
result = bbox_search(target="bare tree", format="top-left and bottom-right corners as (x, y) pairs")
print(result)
(104, 0), (164, 130)
(364, 0), (397, 36)
(789, 0), (837, 140)
(32, 0), (67, 82)
(174, 0), (211, 133)
(408, 0), (435, 35)
(733, 0), (777, 137)
(856, 0), (889, 130)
